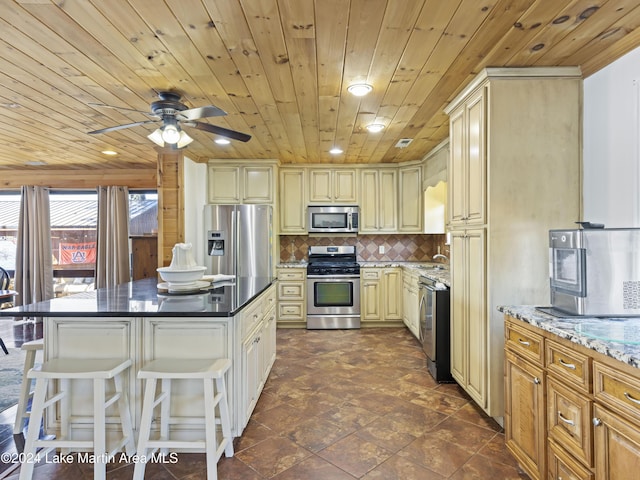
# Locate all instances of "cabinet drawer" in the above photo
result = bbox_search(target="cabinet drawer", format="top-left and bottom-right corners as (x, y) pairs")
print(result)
(546, 339), (591, 393)
(278, 282), (305, 300)
(505, 320), (544, 366)
(242, 300), (263, 339)
(264, 288), (276, 312)
(277, 270), (305, 281)
(361, 269), (381, 280)
(547, 377), (593, 467)
(278, 302), (304, 321)
(548, 440), (594, 480)
(594, 361), (640, 424)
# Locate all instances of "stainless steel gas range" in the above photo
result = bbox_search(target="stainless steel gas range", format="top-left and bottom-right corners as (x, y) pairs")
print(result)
(306, 246), (361, 329)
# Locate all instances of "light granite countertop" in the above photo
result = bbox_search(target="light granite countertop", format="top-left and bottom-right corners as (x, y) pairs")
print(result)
(499, 305), (640, 369)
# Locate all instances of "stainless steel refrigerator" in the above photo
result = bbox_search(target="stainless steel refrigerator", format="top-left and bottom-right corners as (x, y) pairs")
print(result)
(204, 204), (273, 279)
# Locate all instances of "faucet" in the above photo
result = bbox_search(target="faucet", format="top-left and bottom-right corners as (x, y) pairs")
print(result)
(432, 253), (449, 263)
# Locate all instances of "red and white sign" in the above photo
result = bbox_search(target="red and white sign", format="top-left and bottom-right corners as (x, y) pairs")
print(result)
(59, 242), (97, 264)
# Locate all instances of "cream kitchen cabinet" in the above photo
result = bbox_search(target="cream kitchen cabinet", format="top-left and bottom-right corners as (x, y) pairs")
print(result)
(360, 169), (397, 233)
(276, 267), (306, 327)
(398, 164), (423, 233)
(208, 162), (274, 204)
(444, 67), (582, 418)
(402, 268), (420, 339)
(308, 168), (357, 204)
(279, 168), (306, 234)
(450, 228), (486, 407)
(448, 87), (485, 226)
(361, 267), (403, 325)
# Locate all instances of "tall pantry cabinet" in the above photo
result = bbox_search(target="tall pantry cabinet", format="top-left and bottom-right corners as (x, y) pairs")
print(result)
(444, 67), (582, 419)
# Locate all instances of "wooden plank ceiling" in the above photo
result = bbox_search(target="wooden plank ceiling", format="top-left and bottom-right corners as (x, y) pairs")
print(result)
(0, 0), (639, 171)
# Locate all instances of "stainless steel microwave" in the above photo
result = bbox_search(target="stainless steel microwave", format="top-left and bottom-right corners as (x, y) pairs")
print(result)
(549, 228), (640, 316)
(308, 205), (359, 234)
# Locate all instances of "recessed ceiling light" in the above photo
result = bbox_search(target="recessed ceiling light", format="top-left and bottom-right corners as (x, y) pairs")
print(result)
(101, 150), (118, 156)
(329, 147), (343, 155)
(366, 123), (385, 133)
(215, 138), (231, 145)
(347, 83), (373, 97)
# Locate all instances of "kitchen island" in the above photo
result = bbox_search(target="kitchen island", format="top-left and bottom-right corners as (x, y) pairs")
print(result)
(499, 305), (640, 480)
(0, 277), (276, 444)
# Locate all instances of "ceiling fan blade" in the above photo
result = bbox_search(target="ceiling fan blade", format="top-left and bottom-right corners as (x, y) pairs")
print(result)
(88, 120), (157, 135)
(188, 121), (251, 142)
(179, 105), (227, 121)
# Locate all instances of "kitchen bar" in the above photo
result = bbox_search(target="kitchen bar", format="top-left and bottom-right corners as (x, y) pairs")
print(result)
(0, 277), (276, 443)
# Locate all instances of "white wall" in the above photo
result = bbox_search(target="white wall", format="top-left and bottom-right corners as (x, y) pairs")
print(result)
(183, 157), (208, 266)
(584, 46), (640, 227)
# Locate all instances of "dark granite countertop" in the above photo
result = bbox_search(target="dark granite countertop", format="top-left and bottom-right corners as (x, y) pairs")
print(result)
(499, 305), (640, 369)
(0, 277), (274, 318)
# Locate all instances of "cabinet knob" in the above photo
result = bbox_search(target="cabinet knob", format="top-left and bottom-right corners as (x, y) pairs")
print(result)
(533, 377), (541, 385)
(592, 417), (602, 427)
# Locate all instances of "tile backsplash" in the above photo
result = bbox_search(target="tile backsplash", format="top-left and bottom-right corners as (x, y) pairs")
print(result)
(279, 234), (448, 263)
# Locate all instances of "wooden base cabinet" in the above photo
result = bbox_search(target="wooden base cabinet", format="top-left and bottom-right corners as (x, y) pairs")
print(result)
(505, 315), (640, 480)
(504, 323), (546, 480)
(593, 404), (640, 479)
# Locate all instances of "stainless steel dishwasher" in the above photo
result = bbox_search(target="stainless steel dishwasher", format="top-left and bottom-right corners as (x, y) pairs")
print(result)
(418, 276), (453, 382)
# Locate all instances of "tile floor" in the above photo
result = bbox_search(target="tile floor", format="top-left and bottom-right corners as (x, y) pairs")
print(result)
(0, 326), (529, 479)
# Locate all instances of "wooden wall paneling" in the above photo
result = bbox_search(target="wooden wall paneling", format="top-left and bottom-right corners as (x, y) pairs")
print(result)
(157, 149), (184, 268)
(0, 170), (156, 189)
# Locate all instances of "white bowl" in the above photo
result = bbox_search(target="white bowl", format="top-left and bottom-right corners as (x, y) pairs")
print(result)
(157, 266), (206, 284)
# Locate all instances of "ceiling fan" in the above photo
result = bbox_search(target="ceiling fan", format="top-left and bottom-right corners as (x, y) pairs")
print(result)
(88, 91), (251, 148)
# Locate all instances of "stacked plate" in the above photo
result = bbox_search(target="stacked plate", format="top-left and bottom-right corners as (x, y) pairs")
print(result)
(157, 266), (208, 293)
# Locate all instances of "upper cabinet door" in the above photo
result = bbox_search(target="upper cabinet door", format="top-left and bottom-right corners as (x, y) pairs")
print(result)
(448, 86), (487, 227)
(244, 166), (273, 204)
(448, 108), (466, 225)
(279, 168), (306, 234)
(208, 166), (241, 204)
(398, 165), (422, 233)
(308, 169), (357, 204)
(465, 87), (486, 225)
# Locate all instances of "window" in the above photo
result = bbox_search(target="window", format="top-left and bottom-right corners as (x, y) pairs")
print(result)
(0, 190), (157, 296)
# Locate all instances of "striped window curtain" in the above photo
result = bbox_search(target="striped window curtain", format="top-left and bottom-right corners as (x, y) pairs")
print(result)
(96, 186), (131, 288)
(15, 186), (54, 306)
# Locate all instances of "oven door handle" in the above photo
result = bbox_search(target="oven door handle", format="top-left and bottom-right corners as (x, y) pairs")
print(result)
(307, 275), (360, 280)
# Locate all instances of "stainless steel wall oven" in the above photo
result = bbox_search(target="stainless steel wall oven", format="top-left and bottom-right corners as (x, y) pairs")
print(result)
(306, 246), (360, 329)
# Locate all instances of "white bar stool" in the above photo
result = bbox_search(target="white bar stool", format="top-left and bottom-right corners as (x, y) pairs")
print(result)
(13, 338), (44, 434)
(133, 358), (234, 480)
(19, 358), (136, 480)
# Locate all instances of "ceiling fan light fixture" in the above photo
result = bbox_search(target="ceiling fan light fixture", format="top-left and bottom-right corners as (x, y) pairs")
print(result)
(366, 123), (385, 133)
(148, 128), (193, 148)
(329, 147), (343, 155)
(176, 131), (193, 148)
(347, 83), (373, 96)
(161, 123), (181, 144)
(215, 138), (231, 145)
(147, 128), (165, 147)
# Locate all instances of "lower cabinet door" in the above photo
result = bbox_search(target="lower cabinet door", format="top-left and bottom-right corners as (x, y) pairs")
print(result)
(505, 350), (546, 480)
(593, 404), (640, 480)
